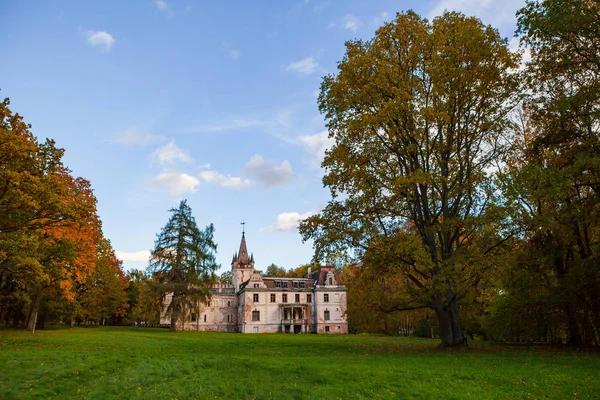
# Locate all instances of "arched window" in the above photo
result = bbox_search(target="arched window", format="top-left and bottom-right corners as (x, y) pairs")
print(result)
(328, 277), (333, 285)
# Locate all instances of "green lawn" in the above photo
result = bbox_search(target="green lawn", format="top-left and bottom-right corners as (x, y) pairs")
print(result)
(0, 327), (598, 399)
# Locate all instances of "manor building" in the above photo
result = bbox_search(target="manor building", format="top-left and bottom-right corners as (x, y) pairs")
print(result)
(160, 232), (348, 334)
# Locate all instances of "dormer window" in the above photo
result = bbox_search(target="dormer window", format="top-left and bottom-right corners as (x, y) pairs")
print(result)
(275, 281), (281, 288)
(293, 281), (299, 288)
(326, 271), (336, 286)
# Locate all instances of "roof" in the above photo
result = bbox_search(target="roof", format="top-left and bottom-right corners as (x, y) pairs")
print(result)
(317, 265), (338, 286)
(233, 233), (254, 266)
(262, 278), (315, 288)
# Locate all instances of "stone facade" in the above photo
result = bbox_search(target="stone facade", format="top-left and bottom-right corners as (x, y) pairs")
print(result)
(160, 233), (348, 334)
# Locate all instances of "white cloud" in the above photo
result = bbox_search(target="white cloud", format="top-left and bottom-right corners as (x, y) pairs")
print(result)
(222, 42), (241, 60)
(343, 14), (361, 32)
(427, 0), (524, 31)
(153, 140), (193, 165)
(509, 37), (531, 69)
(114, 131), (166, 146)
(261, 211), (313, 232)
(313, 1), (329, 13)
(299, 131), (334, 168)
(154, 0), (169, 12)
(153, 0), (175, 18)
(244, 155), (294, 188)
(188, 118), (267, 133)
(200, 170), (251, 189)
(115, 250), (151, 263)
(373, 11), (390, 26)
(228, 49), (241, 60)
(152, 172), (200, 197)
(286, 56), (320, 77)
(86, 30), (115, 52)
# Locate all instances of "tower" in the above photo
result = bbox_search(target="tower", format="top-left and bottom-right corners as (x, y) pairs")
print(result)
(231, 231), (255, 292)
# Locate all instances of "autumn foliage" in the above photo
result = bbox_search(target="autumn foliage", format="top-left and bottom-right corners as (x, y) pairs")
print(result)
(0, 97), (129, 330)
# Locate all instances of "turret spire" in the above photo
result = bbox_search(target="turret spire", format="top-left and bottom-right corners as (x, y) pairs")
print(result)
(237, 232), (249, 264)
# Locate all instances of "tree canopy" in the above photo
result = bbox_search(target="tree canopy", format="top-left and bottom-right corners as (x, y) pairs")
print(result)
(0, 97), (129, 331)
(149, 200), (218, 331)
(300, 10), (520, 346)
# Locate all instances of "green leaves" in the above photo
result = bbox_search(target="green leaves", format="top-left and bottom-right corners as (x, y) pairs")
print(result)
(301, 10), (521, 346)
(149, 200), (218, 330)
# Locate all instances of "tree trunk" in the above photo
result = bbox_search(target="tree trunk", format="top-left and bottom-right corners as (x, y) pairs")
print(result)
(565, 303), (583, 345)
(70, 315), (75, 328)
(433, 292), (463, 347)
(26, 285), (43, 333)
(482, 330), (495, 341)
(170, 294), (179, 332)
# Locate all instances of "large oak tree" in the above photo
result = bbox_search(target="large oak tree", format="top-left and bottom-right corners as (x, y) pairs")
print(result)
(300, 11), (519, 346)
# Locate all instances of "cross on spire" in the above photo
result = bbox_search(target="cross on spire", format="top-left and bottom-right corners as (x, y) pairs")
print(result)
(240, 220), (245, 236)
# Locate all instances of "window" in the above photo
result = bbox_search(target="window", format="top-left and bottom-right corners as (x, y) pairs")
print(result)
(254, 283), (259, 288)
(300, 281), (305, 288)
(307, 294), (312, 303)
(252, 310), (260, 321)
(275, 281), (281, 288)
(328, 277), (333, 285)
(293, 281), (299, 288)
(324, 294), (329, 302)
(227, 315), (230, 322)
(324, 310), (330, 320)
(270, 294), (276, 302)
(253, 327), (259, 333)
(295, 294), (300, 303)
(253, 293), (259, 302)
(325, 326), (330, 332)
(228, 301), (231, 307)
(282, 294), (288, 303)
(204, 315), (207, 322)
(282, 281), (288, 288)
(191, 313), (197, 322)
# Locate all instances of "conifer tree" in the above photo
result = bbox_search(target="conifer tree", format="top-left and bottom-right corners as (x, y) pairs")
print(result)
(149, 200), (218, 331)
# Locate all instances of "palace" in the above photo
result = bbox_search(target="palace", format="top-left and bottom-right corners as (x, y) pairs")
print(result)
(160, 232), (348, 334)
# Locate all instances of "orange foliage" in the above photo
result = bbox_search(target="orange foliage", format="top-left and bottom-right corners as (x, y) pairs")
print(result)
(42, 172), (101, 300)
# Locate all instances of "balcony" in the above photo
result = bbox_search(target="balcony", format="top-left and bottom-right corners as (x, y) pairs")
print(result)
(281, 319), (308, 325)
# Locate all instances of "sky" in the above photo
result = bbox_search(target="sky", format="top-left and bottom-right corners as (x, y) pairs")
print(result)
(0, 0), (527, 275)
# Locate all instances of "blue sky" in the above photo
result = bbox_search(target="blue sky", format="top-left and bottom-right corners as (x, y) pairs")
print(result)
(1, 0), (527, 274)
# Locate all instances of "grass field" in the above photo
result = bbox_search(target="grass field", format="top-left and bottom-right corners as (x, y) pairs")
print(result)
(0, 327), (599, 399)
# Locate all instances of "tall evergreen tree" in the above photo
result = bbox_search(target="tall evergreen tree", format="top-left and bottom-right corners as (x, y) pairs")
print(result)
(149, 200), (218, 331)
